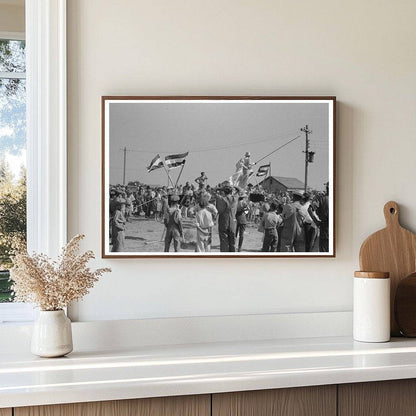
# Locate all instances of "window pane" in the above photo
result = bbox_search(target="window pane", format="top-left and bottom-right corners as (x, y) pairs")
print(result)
(0, 78), (26, 152)
(0, 46), (26, 303)
(0, 39), (26, 73)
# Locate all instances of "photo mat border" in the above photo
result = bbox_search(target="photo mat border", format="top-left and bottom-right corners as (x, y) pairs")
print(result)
(101, 96), (336, 259)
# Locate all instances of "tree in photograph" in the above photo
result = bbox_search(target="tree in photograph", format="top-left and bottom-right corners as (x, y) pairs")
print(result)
(0, 39), (27, 301)
(0, 160), (26, 265)
(0, 160), (26, 302)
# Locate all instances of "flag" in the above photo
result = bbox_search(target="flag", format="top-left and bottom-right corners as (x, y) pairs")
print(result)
(165, 152), (188, 169)
(256, 164), (270, 177)
(147, 154), (163, 172)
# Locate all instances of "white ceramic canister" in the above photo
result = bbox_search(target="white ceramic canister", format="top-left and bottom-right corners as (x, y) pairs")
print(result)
(353, 271), (390, 343)
(31, 310), (73, 357)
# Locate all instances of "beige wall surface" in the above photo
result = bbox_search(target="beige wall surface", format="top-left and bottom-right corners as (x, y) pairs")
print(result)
(67, 0), (416, 321)
(0, 4), (24, 33)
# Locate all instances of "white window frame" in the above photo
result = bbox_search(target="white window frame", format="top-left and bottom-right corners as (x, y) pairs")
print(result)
(0, 0), (67, 323)
(0, 31), (29, 322)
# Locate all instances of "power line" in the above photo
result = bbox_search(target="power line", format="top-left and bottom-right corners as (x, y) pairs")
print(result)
(115, 131), (308, 184)
(113, 133), (306, 173)
(253, 135), (302, 165)
(119, 128), (300, 154)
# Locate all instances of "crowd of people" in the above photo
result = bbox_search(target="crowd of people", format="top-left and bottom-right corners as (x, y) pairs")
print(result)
(109, 173), (329, 254)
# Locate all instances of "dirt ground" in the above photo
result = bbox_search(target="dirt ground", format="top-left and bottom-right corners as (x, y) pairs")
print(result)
(112, 214), (319, 253)
(117, 214), (263, 253)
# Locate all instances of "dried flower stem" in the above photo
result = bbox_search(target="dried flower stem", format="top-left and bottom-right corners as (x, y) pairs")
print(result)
(10, 235), (111, 310)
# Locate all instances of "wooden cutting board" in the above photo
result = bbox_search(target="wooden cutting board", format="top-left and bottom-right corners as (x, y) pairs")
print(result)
(359, 201), (416, 335)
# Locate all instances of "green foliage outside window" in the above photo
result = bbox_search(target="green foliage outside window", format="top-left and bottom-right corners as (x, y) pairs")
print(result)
(0, 161), (26, 302)
(0, 38), (27, 302)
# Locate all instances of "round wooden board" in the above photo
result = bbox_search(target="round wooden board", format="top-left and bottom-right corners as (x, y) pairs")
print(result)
(359, 201), (416, 336)
(395, 273), (416, 337)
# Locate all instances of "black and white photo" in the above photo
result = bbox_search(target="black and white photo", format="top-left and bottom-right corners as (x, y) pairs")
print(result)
(102, 97), (335, 257)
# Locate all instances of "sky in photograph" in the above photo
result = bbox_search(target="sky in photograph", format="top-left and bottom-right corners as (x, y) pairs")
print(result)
(109, 101), (330, 191)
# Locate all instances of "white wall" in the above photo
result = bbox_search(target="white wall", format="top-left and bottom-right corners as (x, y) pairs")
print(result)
(67, 0), (416, 322)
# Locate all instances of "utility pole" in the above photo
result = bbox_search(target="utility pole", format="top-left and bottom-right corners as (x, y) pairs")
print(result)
(301, 125), (312, 192)
(122, 146), (127, 185)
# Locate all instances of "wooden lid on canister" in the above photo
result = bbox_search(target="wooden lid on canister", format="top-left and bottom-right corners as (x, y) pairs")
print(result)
(354, 271), (390, 279)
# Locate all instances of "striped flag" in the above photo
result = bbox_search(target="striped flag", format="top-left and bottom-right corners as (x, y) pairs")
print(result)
(147, 154), (164, 172)
(165, 152), (188, 169)
(256, 164), (270, 177)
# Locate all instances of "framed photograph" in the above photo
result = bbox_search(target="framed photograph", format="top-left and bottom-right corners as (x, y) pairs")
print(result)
(102, 96), (336, 258)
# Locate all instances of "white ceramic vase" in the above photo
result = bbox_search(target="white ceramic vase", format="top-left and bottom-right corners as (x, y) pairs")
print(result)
(31, 310), (73, 358)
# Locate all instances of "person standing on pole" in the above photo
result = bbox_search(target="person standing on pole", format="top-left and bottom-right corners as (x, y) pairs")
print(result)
(195, 172), (208, 190)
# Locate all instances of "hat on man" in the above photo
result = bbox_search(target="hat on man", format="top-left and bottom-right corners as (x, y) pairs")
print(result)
(292, 190), (304, 200)
(115, 198), (126, 210)
(200, 192), (211, 204)
(171, 195), (180, 202)
(303, 191), (311, 201)
(220, 180), (233, 194)
(220, 180), (232, 189)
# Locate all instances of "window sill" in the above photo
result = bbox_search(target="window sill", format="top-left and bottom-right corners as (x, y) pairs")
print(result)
(0, 303), (35, 324)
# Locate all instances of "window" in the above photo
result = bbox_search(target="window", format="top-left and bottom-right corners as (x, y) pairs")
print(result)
(0, 0), (67, 324)
(0, 34), (26, 306)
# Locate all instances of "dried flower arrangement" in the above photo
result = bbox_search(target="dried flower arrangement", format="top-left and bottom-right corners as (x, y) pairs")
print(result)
(10, 234), (111, 311)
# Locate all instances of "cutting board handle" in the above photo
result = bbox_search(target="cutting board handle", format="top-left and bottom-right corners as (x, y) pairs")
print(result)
(384, 201), (400, 228)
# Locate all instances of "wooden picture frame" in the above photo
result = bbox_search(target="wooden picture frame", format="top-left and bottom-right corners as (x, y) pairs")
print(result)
(102, 96), (336, 258)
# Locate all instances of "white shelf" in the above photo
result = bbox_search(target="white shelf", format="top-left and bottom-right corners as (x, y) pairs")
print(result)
(2, 335), (416, 408)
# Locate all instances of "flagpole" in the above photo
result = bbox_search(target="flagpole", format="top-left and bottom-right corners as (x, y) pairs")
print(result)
(174, 161), (186, 188)
(162, 163), (175, 187)
(122, 146), (127, 185)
